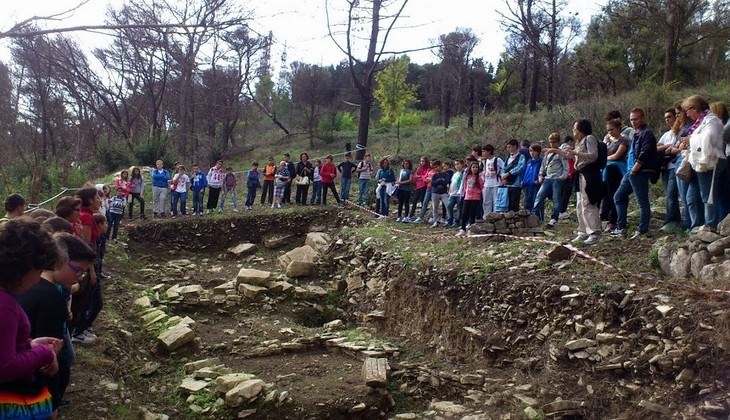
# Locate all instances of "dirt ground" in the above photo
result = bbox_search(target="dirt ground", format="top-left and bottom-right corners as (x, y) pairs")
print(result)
(61, 207), (730, 419)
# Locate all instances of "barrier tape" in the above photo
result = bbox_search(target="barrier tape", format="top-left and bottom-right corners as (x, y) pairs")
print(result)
(24, 187), (81, 213)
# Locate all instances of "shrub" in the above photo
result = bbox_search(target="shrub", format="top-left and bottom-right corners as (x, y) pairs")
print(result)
(97, 141), (131, 172)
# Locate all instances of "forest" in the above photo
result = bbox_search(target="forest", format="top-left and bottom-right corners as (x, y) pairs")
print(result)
(1, 0), (729, 201)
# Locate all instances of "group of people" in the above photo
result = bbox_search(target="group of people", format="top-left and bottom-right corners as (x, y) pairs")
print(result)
(0, 186), (109, 419)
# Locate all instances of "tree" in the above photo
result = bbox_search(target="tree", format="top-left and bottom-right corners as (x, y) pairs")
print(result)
(326, 0), (410, 159)
(290, 62), (333, 147)
(436, 29), (479, 127)
(373, 55), (417, 154)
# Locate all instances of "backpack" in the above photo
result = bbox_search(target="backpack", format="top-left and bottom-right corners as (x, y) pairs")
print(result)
(596, 141), (608, 169)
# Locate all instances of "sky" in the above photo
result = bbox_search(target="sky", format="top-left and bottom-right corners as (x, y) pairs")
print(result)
(0, 0), (604, 72)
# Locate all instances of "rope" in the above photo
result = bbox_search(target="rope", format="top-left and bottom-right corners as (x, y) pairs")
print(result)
(23, 187), (81, 213)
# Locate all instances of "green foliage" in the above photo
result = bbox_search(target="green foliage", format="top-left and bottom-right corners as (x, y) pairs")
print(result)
(591, 282), (608, 295)
(97, 140), (132, 171)
(133, 138), (171, 167)
(318, 112), (357, 133)
(397, 111), (421, 127)
(374, 56), (418, 126)
(649, 249), (660, 270)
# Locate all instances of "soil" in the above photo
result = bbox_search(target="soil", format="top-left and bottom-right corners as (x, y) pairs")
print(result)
(62, 206), (730, 419)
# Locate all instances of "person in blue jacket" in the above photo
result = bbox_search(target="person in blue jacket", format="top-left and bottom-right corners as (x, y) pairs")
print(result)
(245, 162), (261, 210)
(190, 163), (208, 216)
(151, 159), (171, 218)
(500, 139), (527, 212)
(522, 144), (543, 211)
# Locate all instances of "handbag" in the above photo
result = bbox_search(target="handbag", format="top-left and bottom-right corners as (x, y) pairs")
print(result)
(676, 155), (693, 182)
(295, 175), (310, 186)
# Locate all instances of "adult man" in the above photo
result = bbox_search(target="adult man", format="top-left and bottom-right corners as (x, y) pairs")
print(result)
(1, 193), (26, 222)
(613, 108), (660, 239)
(656, 108), (681, 231)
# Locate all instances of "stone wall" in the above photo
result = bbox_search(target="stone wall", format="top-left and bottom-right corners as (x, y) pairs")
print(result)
(469, 210), (543, 236)
(656, 215), (730, 288)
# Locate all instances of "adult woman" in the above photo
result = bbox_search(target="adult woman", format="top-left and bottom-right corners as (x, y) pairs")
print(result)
(599, 119), (629, 232)
(682, 95), (727, 229)
(375, 158), (396, 217)
(128, 167), (146, 219)
(408, 156), (430, 220)
(295, 153), (314, 205)
(0, 217), (63, 419)
(151, 160), (171, 218)
(55, 196), (82, 235)
(557, 119), (602, 245)
(668, 104), (703, 229)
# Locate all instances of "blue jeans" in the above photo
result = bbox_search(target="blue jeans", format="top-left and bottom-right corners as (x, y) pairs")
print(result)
(340, 177), (352, 201)
(245, 186), (257, 207)
(696, 158), (728, 228)
(192, 190), (205, 214)
(418, 190), (432, 219)
(378, 187), (390, 216)
(446, 195), (462, 225)
(523, 185), (538, 211)
(661, 169), (681, 225)
(358, 179), (370, 204)
(532, 179), (563, 221)
(219, 188), (238, 210)
(310, 181), (322, 204)
(75, 279), (102, 336)
(172, 191), (187, 215)
(107, 212), (123, 240)
(614, 172), (651, 233)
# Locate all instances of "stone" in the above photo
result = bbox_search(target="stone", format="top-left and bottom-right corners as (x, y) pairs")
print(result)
(140, 408), (169, 420)
(654, 238), (676, 275)
(690, 250), (710, 279)
(134, 296), (152, 309)
(526, 214), (540, 228)
(513, 394), (539, 407)
(669, 247), (691, 279)
(323, 319), (345, 330)
(718, 214), (730, 236)
(213, 281), (236, 295)
(295, 285), (328, 300)
(638, 400), (672, 415)
(523, 406), (541, 420)
(263, 234), (294, 249)
(225, 379), (265, 407)
(179, 377), (209, 393)
(305, 232), (332, 252)
(237, 409), (257, 418)
(158, 324), (195, 351)
(362, 357), (389, 387)
(655, 305), (674, 316)
(268, 281), (294, 294)
(216, 373), (256, 393)
(675, 368), (694, 383)
(236, 269), (272, 287)
(542, 400), (584, 416)
(707, 236), (730, 256)
(278, 245), (318, 278)
(346, 274), (365, 295)
(564, 339), (596, 351)
(228, 243), (257, 257)
(429, 401), (467, 415)
(238, 283), (267, 299)
(459, 374), (484, 386)
(547, 245), (572, 262)
(698, 260), (730, 288)
(692, 230), (722, 243)
(184, 358), (221, 374)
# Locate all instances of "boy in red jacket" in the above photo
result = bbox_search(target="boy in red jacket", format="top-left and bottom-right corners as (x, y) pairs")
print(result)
(320, 155), (341, 206)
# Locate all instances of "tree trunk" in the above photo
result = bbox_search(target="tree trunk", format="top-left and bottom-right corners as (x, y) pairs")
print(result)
(547, 0), (557, 111)
(356, 93), (372, 160)
(528, 54), (539, 112)
(467, 63), (475, 129)
(442, 89), (451, 129)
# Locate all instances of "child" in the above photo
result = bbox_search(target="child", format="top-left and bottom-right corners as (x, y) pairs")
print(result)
(446, 160), (465, 227)
(171, 165), (190, 217)
(481, 144), (504, 215)
(107, 187), (126, 241)
(522, 144), (543, 211)
(190, 163), (208, 216)
(320, 155), (341, 206)
(395, 160), (413, 222)
(219, 166), (239, 212)
(273, 161), (290, 209)
(408, 156), (430, 220)
(375, 158), (396, 217)
(338, 153), (357, 203)
(128, 167), (146, 219)
(413, 161), (438, 223)
(94, 213), (108, 280)
(457, 161), (483, 236)
(533, 133), (568, 225)
(18, 233), (96, 416)
(206, 160), (224, 213)
(261, 157), (276, 206)
(356, 154), (373, 205)
(310, 159), (323, 205)
(245, 162), (261, 210)
(429, 160), (451, 227)
(501, 139), (527, 212)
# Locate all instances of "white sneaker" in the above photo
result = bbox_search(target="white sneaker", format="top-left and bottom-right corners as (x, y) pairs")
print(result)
(584, 234), (601, 245)
(571, 233), (589, 243)
(456, 229), (466, 237)
(431, 222), (438, 228)
(559, 212), (570, 220)
(395, 217), (401, 222)
(413, 217), (423, 223)
(547, 219), (557, 227)
(271, 204), (276, 208)
(72, 331), (96, 345)
(233, 208), (239, 212)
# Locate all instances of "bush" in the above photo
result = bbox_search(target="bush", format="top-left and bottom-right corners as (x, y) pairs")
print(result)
(319, 112), (357, 133)
(133, 138), (173, 167)
(97, 141), (131, 172)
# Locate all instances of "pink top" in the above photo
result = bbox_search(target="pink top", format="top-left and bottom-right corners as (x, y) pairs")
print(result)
(114, 178), (131, 197)
(463, 174), (483, 200)
(414, 165), (430, 189)
(0, 291), (54, 384)
(320, 163), (337, 184)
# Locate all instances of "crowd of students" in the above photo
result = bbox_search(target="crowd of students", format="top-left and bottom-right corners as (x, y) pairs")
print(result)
(1, 93), (729, 418)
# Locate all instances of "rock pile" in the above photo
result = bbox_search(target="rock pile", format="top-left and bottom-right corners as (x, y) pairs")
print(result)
(134, 295), (198, 352)
(468, 210), (543, 236)
(656, 215), (730, 288)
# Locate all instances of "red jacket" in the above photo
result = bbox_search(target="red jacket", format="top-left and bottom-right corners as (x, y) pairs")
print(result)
(320, 162), (337, 184)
